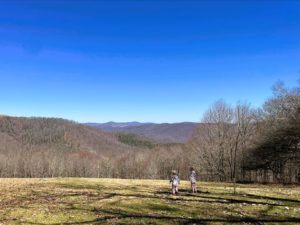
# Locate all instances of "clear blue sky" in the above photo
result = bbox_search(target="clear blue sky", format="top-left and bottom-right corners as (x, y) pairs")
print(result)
(0, 0), (299, 123)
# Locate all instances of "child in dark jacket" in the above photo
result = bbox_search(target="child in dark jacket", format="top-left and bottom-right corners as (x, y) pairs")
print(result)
(170, 170), (180, 195)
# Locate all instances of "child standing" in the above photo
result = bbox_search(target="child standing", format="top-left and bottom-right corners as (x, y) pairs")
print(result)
(190, 167), (197, 193)
(170, 170), (179, 195)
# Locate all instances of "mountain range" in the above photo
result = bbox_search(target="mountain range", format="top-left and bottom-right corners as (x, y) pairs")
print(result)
(0, 115), (199, 177)
(84, 121), (199, 143)
(0, 116), (198, 157)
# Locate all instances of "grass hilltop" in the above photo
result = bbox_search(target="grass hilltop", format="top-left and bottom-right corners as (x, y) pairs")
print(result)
(0, 178), (299, 225)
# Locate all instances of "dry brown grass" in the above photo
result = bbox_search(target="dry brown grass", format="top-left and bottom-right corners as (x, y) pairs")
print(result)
(0, 178), (299, 224)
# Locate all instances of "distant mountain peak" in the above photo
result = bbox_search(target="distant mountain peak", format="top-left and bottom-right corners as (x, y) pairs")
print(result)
(85, 121), (153, 128)
(84, 121), (199, 143)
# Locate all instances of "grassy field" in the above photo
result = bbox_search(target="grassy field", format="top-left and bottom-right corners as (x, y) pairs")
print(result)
(0, 178), (299, 225)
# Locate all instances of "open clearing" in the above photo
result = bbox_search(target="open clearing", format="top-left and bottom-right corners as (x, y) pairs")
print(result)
(0, 178), (299, 225)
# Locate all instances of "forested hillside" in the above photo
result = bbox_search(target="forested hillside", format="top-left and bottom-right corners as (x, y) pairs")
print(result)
(0, 116), (143, 177)
(0, 116), (185, 179)
(0, 116), (138, 153)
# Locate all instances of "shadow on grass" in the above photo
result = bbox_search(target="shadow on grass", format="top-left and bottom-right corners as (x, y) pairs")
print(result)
(154, 191), (284, 206)
(241, 193), (300, 205)
(24, 207), (300, 225)
(21, 182), (299, 225)
(46, 181), (300, 205)
(157, 188), (300, 205)
(33, 186), (292, 208)
(15, 189), (300, 225)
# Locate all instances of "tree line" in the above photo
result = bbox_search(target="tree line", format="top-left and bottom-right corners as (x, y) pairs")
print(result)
(186, 81), (300, 183)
